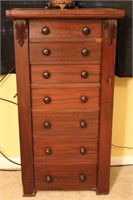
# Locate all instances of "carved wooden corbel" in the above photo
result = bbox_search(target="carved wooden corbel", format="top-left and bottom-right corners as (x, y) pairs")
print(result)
(104, 19), (117, 47)
(15, 20), (27, 47)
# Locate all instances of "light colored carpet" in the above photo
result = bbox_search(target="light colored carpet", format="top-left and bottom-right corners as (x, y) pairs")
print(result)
(0, 166), (133, 200)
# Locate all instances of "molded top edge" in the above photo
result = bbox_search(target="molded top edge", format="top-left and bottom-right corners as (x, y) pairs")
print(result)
(6, 8), (125, 19)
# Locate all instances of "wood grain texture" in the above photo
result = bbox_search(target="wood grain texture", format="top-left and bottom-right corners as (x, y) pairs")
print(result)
(29, 42), (101, 64)
(97, 19), (117, 194)
(29, 19), (102, 42)
(31, 85), (100, 110)
(35, 164), (97, 190)
(33, 135), (98, 165)
(30, 64), (101, 84)
(13, 20), (34, 196)
(32, 111), (99, 137)
(6, 8), (125, 19)
(8, 8), (125, 195)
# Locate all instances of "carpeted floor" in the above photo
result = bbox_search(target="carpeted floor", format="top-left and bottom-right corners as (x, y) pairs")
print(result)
(0, 166), (133, 200)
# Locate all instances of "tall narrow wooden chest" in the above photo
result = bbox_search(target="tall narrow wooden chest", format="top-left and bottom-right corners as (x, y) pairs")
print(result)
(6, 8), (125, 196)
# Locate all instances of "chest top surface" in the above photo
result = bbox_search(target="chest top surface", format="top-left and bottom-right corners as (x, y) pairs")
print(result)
(6, 8), (125, 19)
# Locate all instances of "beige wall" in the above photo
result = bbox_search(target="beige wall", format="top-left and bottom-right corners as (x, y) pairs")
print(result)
(112, 77), (133, 157)
(0, 74), (20, 157)
(0, 74), (133, 159)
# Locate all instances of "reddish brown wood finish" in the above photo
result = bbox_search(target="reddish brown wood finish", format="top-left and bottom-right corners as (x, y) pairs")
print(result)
(34, 135), (98, 165)
(32, 111), (99, 136)
(15, 19), (27, 47)
(6, 8), (125, 19)
(31, 85), (100, 110)
(34, 164), (97, 190)
(31, 65), (100, 84)
(13, 20), (34, 196)
(6, 8), (125, 196)
(30, 42), (101, 64)
(97, 19), (117, 194)
(29, 20), (102, 42)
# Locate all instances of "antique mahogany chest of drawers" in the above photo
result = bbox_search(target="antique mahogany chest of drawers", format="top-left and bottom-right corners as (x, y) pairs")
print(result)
(6, 8), (125, 196)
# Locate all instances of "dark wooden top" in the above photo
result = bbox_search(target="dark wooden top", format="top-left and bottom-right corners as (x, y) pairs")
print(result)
(6, 8), (125, 19)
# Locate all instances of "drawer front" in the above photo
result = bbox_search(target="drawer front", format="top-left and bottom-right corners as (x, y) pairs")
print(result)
(31, 86), (100, 110)
(35, 164), (97, 190)
(32, 111), (99, 138)
(34, 135), (98, 165)
(29, 20), (102, 42)
(31, 65), (100, 84)
(30, 43), (101, 64)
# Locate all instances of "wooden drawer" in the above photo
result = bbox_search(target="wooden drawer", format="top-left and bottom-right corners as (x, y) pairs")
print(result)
(29, 42), (101, 64)
(34, 164), (97, 190)
(29, 20), (102, 42)
(32, 111), (99, 138)
(34, 135), (98, 165)
(31, 85), (100, 110)
(31, 64), (100, 84)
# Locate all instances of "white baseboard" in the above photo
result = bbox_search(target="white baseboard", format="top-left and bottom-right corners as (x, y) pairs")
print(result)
(111, 156), (133, 166)
(0, 157), (21, 170)
(0, 156), (133, 169)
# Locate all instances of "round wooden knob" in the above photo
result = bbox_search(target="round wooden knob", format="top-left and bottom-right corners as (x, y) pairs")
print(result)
(44, 121), (51, 129)
(82, 27), (90, 35)
(81, 49), (89, 56)
(45, 147), (52, 155)
(80, 174), (87, 182)
(46, 175), (53, 183)
(81, 96), (88, 103)
(43, 49), (51, 56)
(42, 27), (50, 35)
(81, 71), (88, 78)
(43, 71), (51, 79)
(43, 96), (51, 104)
(80, 120), (87, 128)
(80, 147), (87, 155)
